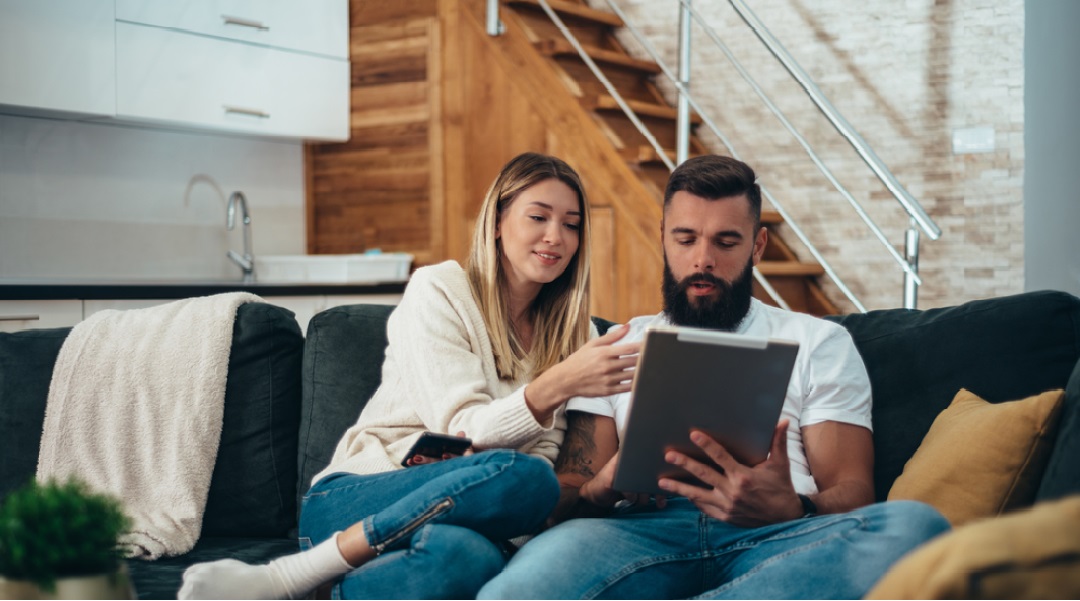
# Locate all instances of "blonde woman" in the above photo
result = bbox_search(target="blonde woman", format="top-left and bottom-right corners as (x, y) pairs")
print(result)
(180, 153), (639, 600)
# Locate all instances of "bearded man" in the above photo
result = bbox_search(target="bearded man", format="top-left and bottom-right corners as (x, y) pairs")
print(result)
(479, 155), (950, 600)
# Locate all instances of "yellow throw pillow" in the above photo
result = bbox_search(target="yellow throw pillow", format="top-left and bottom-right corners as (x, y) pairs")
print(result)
(866, 495), (1080, 599)
(887, 388), (1064, 526)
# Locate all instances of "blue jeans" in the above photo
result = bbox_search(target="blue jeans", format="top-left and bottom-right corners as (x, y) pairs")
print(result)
(299, 450), (559, 600)
(479, 498), (949, 600)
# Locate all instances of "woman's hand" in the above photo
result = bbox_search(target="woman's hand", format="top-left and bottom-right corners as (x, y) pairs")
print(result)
(525, 325), (641, 422)
(405, 431), (475, 466)
(559, 325), (642, 398)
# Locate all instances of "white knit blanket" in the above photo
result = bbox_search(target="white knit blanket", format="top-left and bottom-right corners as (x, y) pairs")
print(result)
(36, 292), (263, 560)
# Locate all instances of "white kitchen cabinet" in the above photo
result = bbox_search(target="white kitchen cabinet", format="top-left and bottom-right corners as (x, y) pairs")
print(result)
(115, 0), (348, 59)
(0, 300), (84, 333)
(0, 0), (115, 117)
(115, 22), (349, 141)
(82, 299), (174, 320)
(321, 295), (403, 309)
(258, 296), (321, 336)
(0, 0), (348, 141)
(1, 290), (401, 335)
(266, 294), (403, 335)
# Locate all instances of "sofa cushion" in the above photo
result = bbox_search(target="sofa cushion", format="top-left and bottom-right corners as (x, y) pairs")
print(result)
(1037, 358), (1080, 501)
(0, 302), (303, 539)
(865, 495), (1080, 599)
(298, 304), (396, 509)
(125, 536), (298, 600)
(297, 305), (622, 510)
(0, 327), (69, 499)
(826, 290), (1080, 501)
(201, 302), (304, 539)
(888, 388), (1064, 525)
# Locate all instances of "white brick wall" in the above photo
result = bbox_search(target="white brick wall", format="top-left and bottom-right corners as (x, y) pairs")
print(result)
(590, 0), (1024, 311)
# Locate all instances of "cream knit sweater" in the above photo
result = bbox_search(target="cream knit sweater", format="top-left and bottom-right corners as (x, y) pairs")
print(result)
(313, 261), (569, 484)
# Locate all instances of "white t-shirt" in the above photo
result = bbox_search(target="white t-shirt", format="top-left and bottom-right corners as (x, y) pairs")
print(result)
(568, 298), (872, 495)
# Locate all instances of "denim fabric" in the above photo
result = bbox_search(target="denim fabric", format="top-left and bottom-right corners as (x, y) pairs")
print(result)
(479, 498), (949, 600)
(299, 449), (558, 599)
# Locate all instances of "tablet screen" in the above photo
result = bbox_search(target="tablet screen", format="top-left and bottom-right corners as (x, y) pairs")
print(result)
(611, 326), (799, 494)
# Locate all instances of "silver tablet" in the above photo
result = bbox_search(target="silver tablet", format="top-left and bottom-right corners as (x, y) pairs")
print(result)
(611, 325), (799, 494)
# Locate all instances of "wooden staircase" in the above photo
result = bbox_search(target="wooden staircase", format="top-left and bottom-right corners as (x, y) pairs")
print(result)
(502, 0), (838, 315)
(304, 0), (839, 322)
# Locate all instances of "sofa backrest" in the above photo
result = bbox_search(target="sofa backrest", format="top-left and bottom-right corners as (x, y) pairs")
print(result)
(300, 291), (1080, 508)
(204, 302), (304, 538)
(827, 290), (1080, 502)
(298, 303), (395, 511)
(0, 302), (304, 539)
(296, 306), (619, 508)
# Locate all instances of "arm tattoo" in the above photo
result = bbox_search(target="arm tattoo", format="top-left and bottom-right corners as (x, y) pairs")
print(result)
(554, 412), (598, 478)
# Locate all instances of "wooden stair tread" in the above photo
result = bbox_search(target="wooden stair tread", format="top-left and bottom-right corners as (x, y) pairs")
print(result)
(761, 210), (782, 225)
(620, 145), (693, 164)
(506, 1), (834, 315)
(589, 95), (703, 123)
(757, 261), (825, 276)
(505, 0), (623, 28)
(535, 39), (661, 74)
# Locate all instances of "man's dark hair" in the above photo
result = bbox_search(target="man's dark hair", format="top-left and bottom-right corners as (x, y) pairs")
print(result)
(663, 155), (762, 227)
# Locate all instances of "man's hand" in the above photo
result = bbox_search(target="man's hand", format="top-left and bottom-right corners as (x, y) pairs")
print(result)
(658, 420), (803, 527)
(549, 413), (666, 526)
(579, 453), (666, 509)
(579, 453), (625, 508)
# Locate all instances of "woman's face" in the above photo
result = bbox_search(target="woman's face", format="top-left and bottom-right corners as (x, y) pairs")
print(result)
(496, 178), (582, 299)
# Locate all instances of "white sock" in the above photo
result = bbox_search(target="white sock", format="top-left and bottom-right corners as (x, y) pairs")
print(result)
(178, 532), (354, 600)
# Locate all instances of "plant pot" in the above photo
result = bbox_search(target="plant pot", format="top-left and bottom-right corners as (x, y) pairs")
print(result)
(0, 565), (132, 600)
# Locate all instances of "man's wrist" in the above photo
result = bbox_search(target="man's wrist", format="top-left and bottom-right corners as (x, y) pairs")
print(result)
(796, 493), (818, 518)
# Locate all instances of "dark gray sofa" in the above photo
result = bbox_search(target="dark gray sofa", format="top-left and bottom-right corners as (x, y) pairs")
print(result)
(1, 290), (1079, 599)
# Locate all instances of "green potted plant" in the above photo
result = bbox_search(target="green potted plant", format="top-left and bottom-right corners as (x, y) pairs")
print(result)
(0, 478), (132, 600)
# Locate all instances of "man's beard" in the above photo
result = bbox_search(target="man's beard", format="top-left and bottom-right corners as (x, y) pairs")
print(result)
(662, 257), (754, 331)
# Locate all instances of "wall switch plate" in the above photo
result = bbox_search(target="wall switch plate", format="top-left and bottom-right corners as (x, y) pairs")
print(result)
(952, 126), (996, 154)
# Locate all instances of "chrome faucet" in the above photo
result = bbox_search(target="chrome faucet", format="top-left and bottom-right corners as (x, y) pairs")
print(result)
(226, 191), (255, 283)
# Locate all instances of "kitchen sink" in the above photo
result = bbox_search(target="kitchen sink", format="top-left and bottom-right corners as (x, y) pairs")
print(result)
(254, 253), (413, 284)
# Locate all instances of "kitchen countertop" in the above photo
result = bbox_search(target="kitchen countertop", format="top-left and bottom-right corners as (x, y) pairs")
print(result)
(0, 279), (407, 301)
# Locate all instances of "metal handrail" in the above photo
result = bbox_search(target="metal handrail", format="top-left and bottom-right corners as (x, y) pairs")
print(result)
(534, 0), (792, 310)
(600, 0), (869, 311)
(727, 0), (941, 241)
(487, 0), (938, 310)
(675, 0), (693, 165)
(678, 0), (922, 287)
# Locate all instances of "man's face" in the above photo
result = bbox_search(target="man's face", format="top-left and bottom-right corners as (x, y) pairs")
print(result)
(661, 191), (767, 330)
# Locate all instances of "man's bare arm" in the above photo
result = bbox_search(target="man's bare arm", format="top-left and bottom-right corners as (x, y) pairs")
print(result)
(800, 421), (875, 515)
(548, 411), (619, 525)
(554, 411), (600, 480)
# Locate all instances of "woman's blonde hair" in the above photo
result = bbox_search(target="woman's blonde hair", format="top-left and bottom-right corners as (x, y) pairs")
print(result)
(465, 152), (592, 381)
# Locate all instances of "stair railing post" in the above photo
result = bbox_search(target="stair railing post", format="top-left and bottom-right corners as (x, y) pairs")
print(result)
(676, 0), (692, 165)
(904, 219), (920, 309)
(486, 0), (505, 36)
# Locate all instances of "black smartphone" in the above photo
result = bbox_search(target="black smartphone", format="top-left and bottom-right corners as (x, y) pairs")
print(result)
(401, 432), (473, 467)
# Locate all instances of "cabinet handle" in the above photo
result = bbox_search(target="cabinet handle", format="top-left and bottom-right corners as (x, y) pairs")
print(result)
(0, 314), (39, 322)
(222, 15), (270, 31)
(223, 105), (271, 119)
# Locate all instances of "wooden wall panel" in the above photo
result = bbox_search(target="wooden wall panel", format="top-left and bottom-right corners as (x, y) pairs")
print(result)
(589, 206), (617, 320)
(307, 2), (443, 265)
(442, 17), (551, 263)
(309, 0), (667, 321)
(437, 2), (664, 322)
(350, 0), (437, 26)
